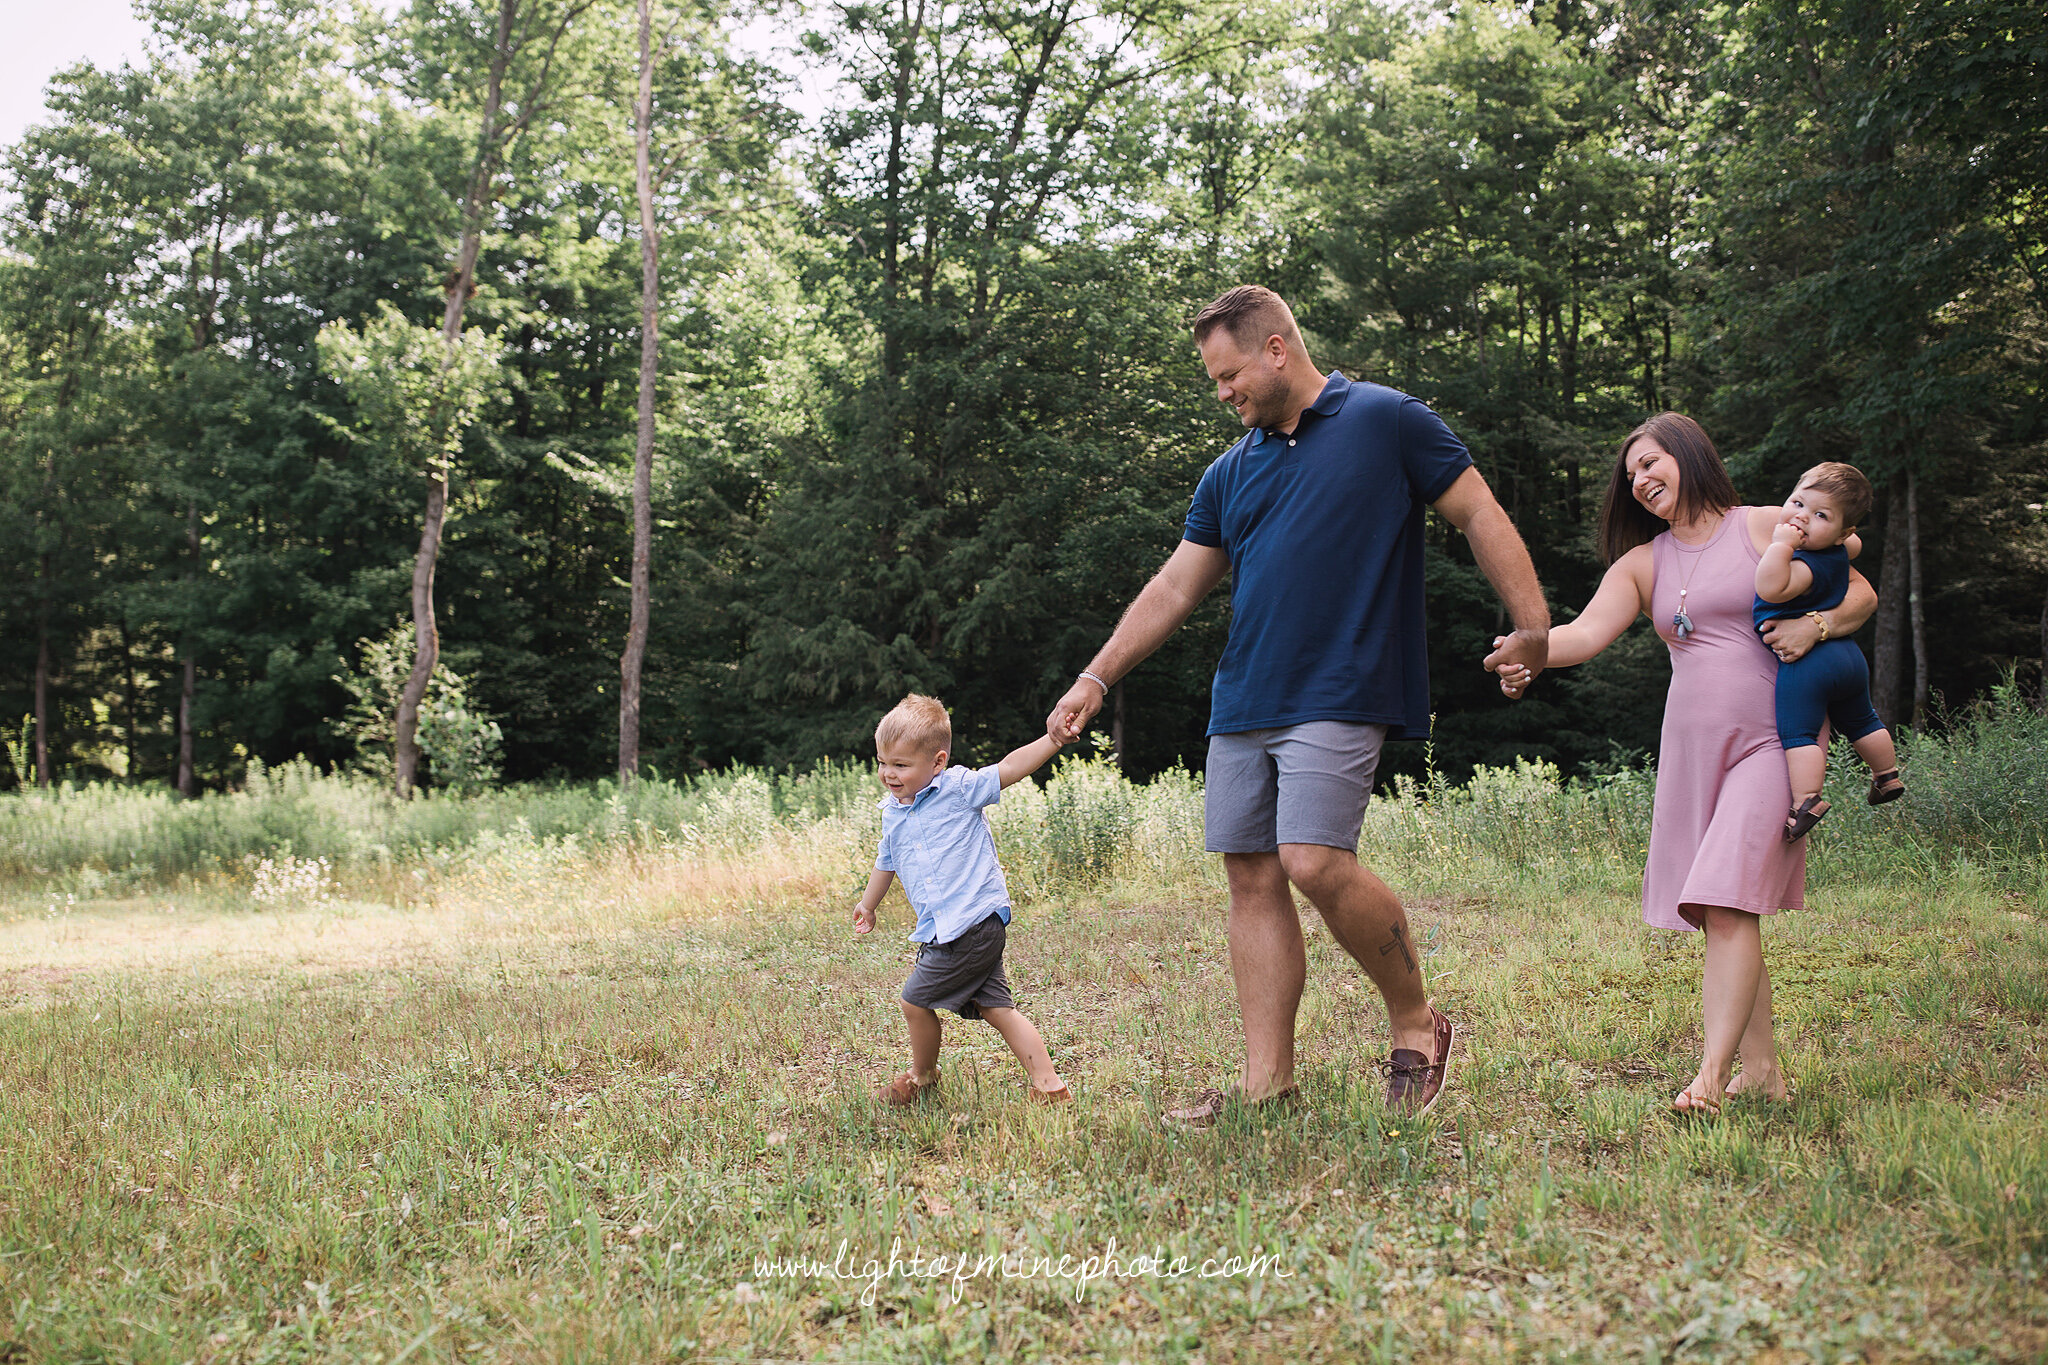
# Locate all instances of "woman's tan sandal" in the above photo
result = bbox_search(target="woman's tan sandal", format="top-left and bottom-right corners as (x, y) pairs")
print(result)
(1162, 1084), (1299, 1128)
(1671, 1084), (1722, 1116)
(1867, 768), (1906, 806)
(1025, 1083), (1073, 1104)
(874, 1069), (939, 1106)
(1783, 794), (1830, 842)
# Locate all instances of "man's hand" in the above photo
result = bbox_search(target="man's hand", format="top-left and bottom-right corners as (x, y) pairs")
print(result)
(1047, 678), (1105, 745)
(853, 899), (875, 935)
(1483, 628), (1548, 697)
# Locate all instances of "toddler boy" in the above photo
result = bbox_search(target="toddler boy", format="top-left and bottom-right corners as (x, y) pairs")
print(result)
(1753, 461), (1906, 840)
(853, 694), (1072, 1105)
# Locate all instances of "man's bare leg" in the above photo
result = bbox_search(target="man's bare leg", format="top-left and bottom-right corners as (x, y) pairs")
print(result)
(1276, 843), (1436, 1056)
(1222, 851), (1306, 1099)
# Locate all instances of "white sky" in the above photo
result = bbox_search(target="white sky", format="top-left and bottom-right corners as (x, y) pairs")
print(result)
(1, 0), (156, 151)
(2, 2), (832, 155)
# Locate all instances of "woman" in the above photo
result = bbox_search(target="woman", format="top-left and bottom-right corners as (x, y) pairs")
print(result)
(1497, 414), (1876, 1112)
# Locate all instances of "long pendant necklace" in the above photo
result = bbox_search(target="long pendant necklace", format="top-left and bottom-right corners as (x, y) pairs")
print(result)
(1671, 515), (1721, 641)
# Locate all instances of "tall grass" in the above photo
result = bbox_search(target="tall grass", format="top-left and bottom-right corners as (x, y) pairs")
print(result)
(3, 689), (2043, 901)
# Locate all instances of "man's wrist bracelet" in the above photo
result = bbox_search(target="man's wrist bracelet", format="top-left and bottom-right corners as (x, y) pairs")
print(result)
(1078, 670), (1110, 694)
(1806, 611), (1830, 642)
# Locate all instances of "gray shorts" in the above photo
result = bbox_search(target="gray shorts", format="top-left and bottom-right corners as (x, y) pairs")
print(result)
(1204, 721), (1390, 854)
(901, 913), (1014, 1020)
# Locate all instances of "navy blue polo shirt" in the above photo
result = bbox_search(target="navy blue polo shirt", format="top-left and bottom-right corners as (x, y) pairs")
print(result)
(1183, 371), (1473, 739)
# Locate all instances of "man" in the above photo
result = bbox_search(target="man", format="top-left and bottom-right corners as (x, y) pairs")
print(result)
(1047, 285), (1549, 1120)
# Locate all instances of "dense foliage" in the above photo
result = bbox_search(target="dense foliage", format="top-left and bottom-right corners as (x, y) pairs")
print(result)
(4, 0), (2043, 790)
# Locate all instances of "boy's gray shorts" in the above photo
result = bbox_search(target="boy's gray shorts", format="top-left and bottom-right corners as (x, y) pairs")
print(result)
(1204, 721), (1390, 854)
(901, 912), (1014, 1020)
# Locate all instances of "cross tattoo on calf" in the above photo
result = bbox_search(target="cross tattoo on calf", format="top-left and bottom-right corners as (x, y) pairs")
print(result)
(1379, 923), (1417, 975)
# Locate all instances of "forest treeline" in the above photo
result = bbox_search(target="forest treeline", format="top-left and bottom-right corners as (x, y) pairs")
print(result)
(3, 0), (2043, 792)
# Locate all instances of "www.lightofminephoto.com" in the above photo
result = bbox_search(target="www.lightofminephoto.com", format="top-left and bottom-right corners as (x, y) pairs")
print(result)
(748, 1238), (1295, 1306)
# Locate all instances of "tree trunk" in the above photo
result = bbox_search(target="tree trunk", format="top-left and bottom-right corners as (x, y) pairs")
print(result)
(177, 499), (199, 797)
(120, 616), (138, 781)
(1871, 479), (1909, 724)
(394, 475), (449, 799)
(1907, 468), (1928, 727)
(619, 0), (659, 784)
(33, 582), (51, 789)
(395, 0), (520, 799)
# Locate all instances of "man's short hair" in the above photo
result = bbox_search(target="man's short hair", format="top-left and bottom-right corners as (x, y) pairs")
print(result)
(1191, 285), (1301, 353)
(1798, 461), (1874, 528)
(876, 694), (950, 755)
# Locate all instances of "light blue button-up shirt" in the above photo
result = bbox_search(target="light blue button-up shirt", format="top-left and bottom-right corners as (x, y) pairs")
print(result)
(875, 764), (1013, 945)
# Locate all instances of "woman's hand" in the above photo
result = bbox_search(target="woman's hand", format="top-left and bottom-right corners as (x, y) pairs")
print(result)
(1493, 637), (1534, 698)
(1758, 612), (1821, 663)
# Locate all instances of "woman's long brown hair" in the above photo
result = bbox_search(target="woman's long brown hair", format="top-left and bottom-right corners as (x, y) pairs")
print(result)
(1598, 412), (1740, 564)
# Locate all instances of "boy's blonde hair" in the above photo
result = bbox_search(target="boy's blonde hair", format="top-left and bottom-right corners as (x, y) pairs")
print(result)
(1797, 461), (1874, 529)
(875, 694), (950, 756)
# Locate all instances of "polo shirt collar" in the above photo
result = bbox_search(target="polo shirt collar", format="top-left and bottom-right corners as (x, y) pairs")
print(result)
(1257, 370), (1351, 445)
(1308, 370), (1351, 415)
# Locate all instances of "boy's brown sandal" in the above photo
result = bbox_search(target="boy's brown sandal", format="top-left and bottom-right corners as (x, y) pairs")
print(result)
(1867, 769), (1906, 806)
(1162, 1084), (1300, 1128)
(1783, 794), (1830, 842)
(874, 1069), (939, 1107)
(1025, 1083), (1073, 1104)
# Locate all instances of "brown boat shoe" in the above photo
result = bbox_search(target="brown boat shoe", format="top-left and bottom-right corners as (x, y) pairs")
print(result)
(1384, 1006), (1454, 1117)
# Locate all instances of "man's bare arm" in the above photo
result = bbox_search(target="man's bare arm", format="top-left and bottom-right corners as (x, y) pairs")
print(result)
(1047, 540), (1231, 741)
(1433, 467), (1552, 683)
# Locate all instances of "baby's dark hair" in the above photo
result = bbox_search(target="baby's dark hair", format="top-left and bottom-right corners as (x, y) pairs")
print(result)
(1797, 461), (1874, 529)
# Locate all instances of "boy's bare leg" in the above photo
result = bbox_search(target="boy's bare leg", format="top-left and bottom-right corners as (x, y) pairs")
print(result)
(1785, 745), (1828, 805)
(1850, 729), (1898, 776)
(982, 1006), (1064, 1092)
(1223, 852), (1307, 1099)
(901, 1000), (942, 1083)
(1276, 843), (1436, 1056)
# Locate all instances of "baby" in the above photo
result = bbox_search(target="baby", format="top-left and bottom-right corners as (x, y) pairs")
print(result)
(1752, 461), (1906, 840)
(853, 693), (1072, 1105)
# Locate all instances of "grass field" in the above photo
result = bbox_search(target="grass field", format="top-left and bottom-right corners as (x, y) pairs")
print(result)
(1, 726), (2045, 1362)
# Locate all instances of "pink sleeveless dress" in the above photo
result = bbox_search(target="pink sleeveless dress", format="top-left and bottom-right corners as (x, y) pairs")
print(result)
(1643, 508), (1806, 930)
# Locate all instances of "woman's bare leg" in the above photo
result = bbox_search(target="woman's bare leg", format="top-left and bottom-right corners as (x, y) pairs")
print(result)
(1679, 906), (1764, 1109)
(1726, 958), (1789, 1098)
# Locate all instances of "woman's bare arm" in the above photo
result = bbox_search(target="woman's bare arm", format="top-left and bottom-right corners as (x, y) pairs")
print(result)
(1759, 569), (1877, 662)
(1497, 546), (1651, 695)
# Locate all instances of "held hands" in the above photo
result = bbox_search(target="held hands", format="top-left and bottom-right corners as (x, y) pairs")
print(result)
(1483, 628), (1548, 701)
(1046, 677), (1105, 745)
(852, 900), (875, 935)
